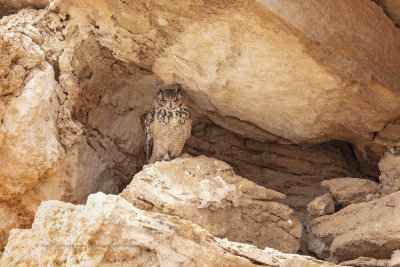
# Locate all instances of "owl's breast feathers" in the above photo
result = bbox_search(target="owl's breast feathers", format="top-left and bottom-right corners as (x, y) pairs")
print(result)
(145, 105), (191, 162)
(155, 106), (191, 125)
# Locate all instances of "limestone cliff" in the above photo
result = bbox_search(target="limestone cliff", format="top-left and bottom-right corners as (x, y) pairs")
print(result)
(1, 0), (400, 266)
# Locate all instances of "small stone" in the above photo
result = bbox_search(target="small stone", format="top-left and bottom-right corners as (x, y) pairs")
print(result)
(307, 194), (335, 217)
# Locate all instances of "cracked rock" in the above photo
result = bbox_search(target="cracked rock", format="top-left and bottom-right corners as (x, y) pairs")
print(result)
(309, 192), (400, 263)
(0, 192), (335, 267)
(120, 155), (302, 253)
(321, 178), (379, 207)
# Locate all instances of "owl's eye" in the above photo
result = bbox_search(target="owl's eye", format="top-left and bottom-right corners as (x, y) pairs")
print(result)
(157, 98), (167, 106)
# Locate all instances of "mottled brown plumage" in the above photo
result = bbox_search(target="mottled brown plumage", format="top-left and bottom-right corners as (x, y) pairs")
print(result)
(145, 88), (192, 163)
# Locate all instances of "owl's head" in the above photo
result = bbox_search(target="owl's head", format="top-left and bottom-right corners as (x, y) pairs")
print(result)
(155, 88), (183, 110)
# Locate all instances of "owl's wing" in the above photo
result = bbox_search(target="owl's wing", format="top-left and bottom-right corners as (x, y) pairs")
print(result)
(144, 107), (155, 163)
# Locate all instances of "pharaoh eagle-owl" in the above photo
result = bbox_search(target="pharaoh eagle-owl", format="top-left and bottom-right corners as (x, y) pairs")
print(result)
(144, 87), (192, 163)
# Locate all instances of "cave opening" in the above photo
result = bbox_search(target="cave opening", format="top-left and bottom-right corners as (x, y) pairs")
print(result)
(68, 36), (379, 217)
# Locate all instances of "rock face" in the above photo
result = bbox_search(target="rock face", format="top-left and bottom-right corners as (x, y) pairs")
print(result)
(2, 0), (400, 264)
(184, 124), (364, 214)
(321, 178), (380, 207)
(309, 192), (400, 263)
(154, 0), (400, 147)
(0, 192), (335, 267)
(120, 155), (302, 253)
(373, 0), (400, 26)
(379, 147), (400, 195)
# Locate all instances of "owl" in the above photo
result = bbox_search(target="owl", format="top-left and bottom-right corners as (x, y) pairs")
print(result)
(144, 87), (192, 163)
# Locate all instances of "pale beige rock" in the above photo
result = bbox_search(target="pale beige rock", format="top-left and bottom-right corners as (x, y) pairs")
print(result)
(0, 9), (67, 250)
(260, 0), (400, 92)
(0, 10), (64, 200)
(120, 156), (302, 253)
(309, 192), (400, 263)
(379, 148), (400, 195)
(339, 256), (391, 267)
(0, 192), (336, 267)
(48, 0), (400, 147)
(2, 0), (400, 260)
(391, 250), (400, 267)
(153, 0), (400, 146)
(321, 178), (380, 207)
(185, 124), (364, 214)
(0, 7), (150, 249)
(307, 194), (335, 217)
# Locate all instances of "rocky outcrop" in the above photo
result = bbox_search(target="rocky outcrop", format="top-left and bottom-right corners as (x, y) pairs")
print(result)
(120, 155), (302, 253)
(184, 124), (364, 214)
(321, 178), (380, 207)
(2, 0), (400, 264)
(309, 192), (400, 263)
(0, 192), (336, 267)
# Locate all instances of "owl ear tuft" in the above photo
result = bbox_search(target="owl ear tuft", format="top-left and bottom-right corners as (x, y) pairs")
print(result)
(176, 88), (182, 94)
(157, 88), (164, 95)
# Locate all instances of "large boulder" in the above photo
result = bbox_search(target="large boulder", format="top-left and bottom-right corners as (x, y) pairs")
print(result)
(309, 192), (400, 263)
(0, 192), (336, 267)
(120, 156), (302, 253)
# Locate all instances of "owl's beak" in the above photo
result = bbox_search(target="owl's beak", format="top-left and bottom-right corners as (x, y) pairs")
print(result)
(168, 103), (173, 109)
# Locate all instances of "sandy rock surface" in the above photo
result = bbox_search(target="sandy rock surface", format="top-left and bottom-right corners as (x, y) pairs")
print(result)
(309, 192), (400, 263)
(120, 155), (301, 253)
(373, 0), (400, 26)
(391, 250), (400, 267)
(339, 256), (391, 267)
(184, 124), (364, 215)
(1, 0), (400, 265)
(321, 178), (380, 207)
(307, 194), (335, 218)
(0, 192), (336, 267)
(379, 147), (400, 195)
